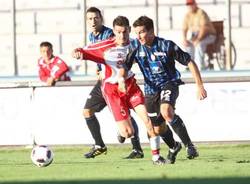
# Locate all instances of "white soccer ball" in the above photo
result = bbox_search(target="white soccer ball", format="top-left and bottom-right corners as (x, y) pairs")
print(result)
(31, 145), (54, 167)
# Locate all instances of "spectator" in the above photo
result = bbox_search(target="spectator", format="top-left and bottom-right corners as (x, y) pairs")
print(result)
(38, 41), (70, 86)
(182, 0), (216, 70)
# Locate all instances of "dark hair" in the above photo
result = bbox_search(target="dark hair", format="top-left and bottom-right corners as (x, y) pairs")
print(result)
(40, 41), (53, 49)
(113, 16), (130, 28)
(86, 7), (103, 20)
(133, 16), (154, 31)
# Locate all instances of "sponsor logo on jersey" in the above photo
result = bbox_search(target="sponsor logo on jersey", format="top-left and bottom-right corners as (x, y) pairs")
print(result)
(153, 52), (167, 56)
(139, 51), (146, 57)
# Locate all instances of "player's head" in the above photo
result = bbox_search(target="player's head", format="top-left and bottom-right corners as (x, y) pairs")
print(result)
(186, 0), (197, 12)
(40, 41), (53, 61)
(133, 16), (155, 46)
(112, 16), (130, 46)
(86, 7), (103, 33)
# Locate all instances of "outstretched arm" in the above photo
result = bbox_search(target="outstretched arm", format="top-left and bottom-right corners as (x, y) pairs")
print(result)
(71, 47), (105, 64)
(187, 60), (207, 100)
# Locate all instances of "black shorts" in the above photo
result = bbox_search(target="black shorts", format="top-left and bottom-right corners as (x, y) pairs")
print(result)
(84, 80), (107, 112)
(145, 82), (179, 126)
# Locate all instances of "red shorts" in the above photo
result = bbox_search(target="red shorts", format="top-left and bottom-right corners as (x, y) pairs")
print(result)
(102, 77), (144, 121)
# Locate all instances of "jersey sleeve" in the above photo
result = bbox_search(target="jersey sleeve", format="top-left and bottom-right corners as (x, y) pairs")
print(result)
(78, 39), (114, 64)
(167, 40), (191, 66)
(51, 57), (70, 80)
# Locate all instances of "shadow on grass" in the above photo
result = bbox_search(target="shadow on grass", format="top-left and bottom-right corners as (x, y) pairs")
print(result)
(2, 178), (250, 184)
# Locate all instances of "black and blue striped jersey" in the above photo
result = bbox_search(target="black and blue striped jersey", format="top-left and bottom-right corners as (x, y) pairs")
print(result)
(88, 25), (114, 71)
(88, 25), (114, 44)
(130, 37), (191, 95)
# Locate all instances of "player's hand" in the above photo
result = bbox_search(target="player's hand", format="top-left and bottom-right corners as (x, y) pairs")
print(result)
(46, 77), (55, 86)
(96, 70), (102, 80)
(118, 78), (127, 94)
(72, 48), (82, 59)
(197, 86), (207, 100)
(183, 39), (191, 47)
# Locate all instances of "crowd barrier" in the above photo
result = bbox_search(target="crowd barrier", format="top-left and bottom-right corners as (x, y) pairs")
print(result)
(0, 75), (250, 145)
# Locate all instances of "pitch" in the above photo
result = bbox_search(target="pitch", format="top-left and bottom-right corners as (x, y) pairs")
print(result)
(0, 143), (250, 184)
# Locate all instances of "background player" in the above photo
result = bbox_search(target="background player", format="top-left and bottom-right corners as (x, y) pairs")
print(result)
(38, 41), (71, 86)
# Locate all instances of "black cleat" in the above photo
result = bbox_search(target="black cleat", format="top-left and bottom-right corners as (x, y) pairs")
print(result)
(153, 156), (166, 165)
(84, 145), (107, 158)
(166, 142), (182, 164)
(124, 149), (144, 159)
(117, 134), (126, 144)
(187, 144), (199, 159)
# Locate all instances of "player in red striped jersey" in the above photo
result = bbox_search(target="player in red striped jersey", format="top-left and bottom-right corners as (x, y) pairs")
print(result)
(38, 41), (71, 86)
(72, 16), (165, 165)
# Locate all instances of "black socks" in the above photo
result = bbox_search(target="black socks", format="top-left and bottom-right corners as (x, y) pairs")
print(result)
(85, 115), (105, 148)
(170, 115), (192, 147)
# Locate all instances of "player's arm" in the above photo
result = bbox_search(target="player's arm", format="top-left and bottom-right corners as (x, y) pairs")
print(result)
(187, 60), (207, 100)
(117, 67), (127, 93)
(72, 47), (105, 64)
(51, 59), (69, 80)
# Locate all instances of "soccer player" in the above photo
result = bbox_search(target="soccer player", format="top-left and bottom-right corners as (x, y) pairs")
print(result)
(82, 7), (143, 159)
(72, 15), (165, 165)
(38, 41), (71, 86)
(129, 16), (207, 159)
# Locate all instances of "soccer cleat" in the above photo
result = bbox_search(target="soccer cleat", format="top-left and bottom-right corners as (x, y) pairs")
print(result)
(117, 134), (126, 144)
(124, 149), (144, 159)
(166, 141), (182, 164)
(153, 156), (166, 165)
(84, 145), (107, 158)
(187, 144), (199, 159)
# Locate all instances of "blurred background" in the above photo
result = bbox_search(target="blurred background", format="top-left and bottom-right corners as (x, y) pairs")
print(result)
(0, 0), (250, 78)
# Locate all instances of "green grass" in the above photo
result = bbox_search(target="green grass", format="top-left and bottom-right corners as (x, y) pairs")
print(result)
(0, 143), (250, 184)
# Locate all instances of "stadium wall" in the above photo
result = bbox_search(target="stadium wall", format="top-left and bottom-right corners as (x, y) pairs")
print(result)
(0, 78), (250, 146)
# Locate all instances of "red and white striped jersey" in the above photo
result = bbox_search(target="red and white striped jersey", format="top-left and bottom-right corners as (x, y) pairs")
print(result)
(38, 56), (71, 82)
(78, 38), (134, 84)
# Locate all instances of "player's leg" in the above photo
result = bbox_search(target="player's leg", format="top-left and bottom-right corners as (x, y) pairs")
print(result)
(133, 104), (165, 165)
(83, 81), (107, 158)
(145, 94), (181, 164)
(116, 118), (134, 138)
(116, 77), (144, 159)
(122, 116), (144, 159)
(160, 83), (198, 159)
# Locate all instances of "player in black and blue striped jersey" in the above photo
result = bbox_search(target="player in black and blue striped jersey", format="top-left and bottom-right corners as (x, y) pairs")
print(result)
(83, 7), (143, 159)
(129, 16), (207, 160)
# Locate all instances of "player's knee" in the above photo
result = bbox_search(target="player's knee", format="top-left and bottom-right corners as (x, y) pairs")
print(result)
(83, 109), (94, 118)
(155, 123), (167, 135)
(161, 110), (174, 123)
(153, 123), (165, 135)
(120, 129), (134, 138)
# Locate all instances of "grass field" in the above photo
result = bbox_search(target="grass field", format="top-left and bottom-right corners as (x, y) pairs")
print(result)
(0, 143), (250, 184)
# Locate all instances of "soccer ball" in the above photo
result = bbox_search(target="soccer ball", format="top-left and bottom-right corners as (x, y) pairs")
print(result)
(31, 145), (54, 167)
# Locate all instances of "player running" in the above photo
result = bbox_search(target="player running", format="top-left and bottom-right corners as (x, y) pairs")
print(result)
(128, 16), (207, 159)
(72, 16), (165, 165)
(82, 7), (143, 159)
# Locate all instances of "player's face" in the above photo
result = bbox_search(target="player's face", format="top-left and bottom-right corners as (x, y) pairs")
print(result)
(113, 25), (130, 46)
(86, 12), (103, 33)
(40, 46), (53, 61)
(134, 26), (154, 46)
